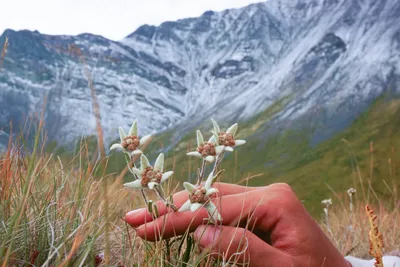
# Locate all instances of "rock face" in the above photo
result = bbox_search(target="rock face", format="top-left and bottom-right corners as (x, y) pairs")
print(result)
(1, 0), (400, 149)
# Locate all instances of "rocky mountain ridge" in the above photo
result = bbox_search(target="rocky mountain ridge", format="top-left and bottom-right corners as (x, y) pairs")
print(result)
(1, 0), (400, 150)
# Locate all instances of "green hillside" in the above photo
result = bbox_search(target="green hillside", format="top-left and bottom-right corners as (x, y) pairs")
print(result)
(106, 96), (400, 215)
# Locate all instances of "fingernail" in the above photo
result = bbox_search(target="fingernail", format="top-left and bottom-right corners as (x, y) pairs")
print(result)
(194, 225), (221, 247)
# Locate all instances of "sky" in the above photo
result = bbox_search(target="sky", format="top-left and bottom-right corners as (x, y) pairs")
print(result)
(1, 0), (263, 41)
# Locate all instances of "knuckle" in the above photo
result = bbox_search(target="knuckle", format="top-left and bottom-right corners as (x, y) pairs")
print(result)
(273, 182), (293, 192)
(266, 183), (299, 210)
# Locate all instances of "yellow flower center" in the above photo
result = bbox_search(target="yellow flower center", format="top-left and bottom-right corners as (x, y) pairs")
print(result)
(141, 166), (163, 187)
(122, 136), (140, 151)
(197, 142), (216, 157)
(218, 132), (235, 147)
(189, 186), (208, 204)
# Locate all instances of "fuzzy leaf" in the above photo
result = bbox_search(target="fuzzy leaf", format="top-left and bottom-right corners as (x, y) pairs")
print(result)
(205, 172), (214, 190)
(161, 171), (173, 183)
(140, 154), (151, 169)
(183, 182), (196, 193)
(205, 155), (215, 163)
(139, 135), (152, 146)
(148, 182), (158, 190)
(129, 121), (138, 136)
(131, 149), (143, 156)
(154, 153), (164, 172)
(205, 202), (222, 221)
(215, 146), (224, 155)
(187, 151), (202, 158)
(110, 143), (123, 151)
(178, 200), (191, 212)
(234, 140), (246, 147)
(196, 130), (204, 147)
(226, 123), (238, 136)
(211, 118), (220, 134)
(224, 146), (234, 152)
(124, 179), (142, 189)
(119, 127), (127, 142)
(190, 202), (202, 212)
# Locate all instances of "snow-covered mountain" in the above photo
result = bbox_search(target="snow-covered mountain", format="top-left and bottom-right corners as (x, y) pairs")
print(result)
(1, 0), (400, 149)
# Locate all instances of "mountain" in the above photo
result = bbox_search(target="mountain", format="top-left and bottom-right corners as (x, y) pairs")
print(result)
(1, 0), (400, 151)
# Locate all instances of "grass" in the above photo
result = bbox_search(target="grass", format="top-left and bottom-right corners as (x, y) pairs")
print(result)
(0, 120), (399, 265)
(1, 36), (398, 265)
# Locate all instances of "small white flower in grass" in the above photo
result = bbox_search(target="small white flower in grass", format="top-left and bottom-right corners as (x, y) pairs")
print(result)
(124, 153), (173, 190)
(321, 198), (332, 206)
(211, 118), (246, 152)
(347, 188), (356, 197)
(186, 130), (224, 163)
(109, 120), (151, 156)
(179, 172), (222, 222)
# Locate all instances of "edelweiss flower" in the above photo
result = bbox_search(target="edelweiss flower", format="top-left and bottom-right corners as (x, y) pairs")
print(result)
(347, 188), (356, 197)
(211, 118), (246, 152)
(321, 198), (332, 206)
(179, 172), (222, 222)
(124, 154), (173, 190)
(110, 121), (151, 156)
(187, 130), (224, 163)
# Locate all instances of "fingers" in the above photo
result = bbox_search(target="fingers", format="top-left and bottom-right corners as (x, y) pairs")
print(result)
(193, 225), (290, 266)
(125, 189), (189, 227)
(135, 183), (304, 242)
(135, 186), (273, 241)
(125, 182), (256, 227)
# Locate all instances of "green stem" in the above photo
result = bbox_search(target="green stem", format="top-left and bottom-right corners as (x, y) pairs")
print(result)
(212, 151), (225, 175)
(155, 186), (177, 212)
(197, 160), (207, 186)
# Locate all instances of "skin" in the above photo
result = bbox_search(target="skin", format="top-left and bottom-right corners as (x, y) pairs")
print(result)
(125, 183), (352, 267)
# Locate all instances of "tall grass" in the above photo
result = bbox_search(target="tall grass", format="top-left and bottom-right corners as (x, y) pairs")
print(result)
(0, 36), (398, 266)
(1, 120), (398, 266)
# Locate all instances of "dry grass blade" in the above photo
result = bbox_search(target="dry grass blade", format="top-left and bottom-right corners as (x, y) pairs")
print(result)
(0, 37), (9, 68)
(365, 205), (384, 267)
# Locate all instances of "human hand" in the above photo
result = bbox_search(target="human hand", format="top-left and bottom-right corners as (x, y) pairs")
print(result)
(125, 183), (351, 267)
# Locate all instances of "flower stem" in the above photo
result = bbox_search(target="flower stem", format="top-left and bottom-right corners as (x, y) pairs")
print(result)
(140, 189), (149, 205)
(155, 186), (178, 212)
(212, 151), (225, 175)
(128, 155), (150, 207)
(197, 159), (207, 186)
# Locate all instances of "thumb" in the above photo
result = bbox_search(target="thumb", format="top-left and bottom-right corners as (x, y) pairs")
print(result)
(194, 225), (289, 266)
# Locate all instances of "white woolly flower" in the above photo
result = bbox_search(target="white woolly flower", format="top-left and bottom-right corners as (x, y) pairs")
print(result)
(321, 198), (332, 206)
(186, 130), (224, 163)
(347, 188), (356, 197)
(124, 154), (173, 190)
(110, 120), (151, 156)
(179, 172), (222, 222)
(211, 118), (246, 152)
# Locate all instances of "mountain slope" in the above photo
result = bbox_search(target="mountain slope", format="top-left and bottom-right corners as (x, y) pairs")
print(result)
(1, 0), (400, 150)
(105, 95), (399, 215)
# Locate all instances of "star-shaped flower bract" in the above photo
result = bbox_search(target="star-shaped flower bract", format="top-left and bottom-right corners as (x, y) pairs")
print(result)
(321, 198), (332, 206)
(187, 130), (224, 163)
(178, 172), (222, 222)
(211, 118), (246, 152)
(110, 121), (151, 156)
(124, 153), (173, 190)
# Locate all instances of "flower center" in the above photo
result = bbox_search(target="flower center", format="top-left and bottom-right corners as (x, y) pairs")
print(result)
(189, 186), (208, 204)
(197, 142), (216, 157)
(122, 136), (140, 151)
(218, 132), (235, 147)
(141, 166), (163, 187)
